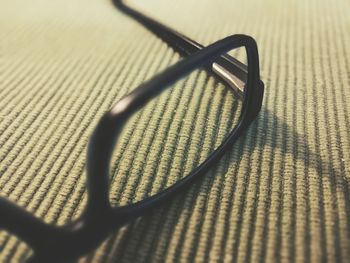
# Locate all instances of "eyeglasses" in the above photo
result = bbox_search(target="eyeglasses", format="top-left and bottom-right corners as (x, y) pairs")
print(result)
(0, 1), (264, 262)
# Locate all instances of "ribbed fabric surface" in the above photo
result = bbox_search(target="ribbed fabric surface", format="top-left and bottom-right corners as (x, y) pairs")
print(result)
(1, 0), (350, 262)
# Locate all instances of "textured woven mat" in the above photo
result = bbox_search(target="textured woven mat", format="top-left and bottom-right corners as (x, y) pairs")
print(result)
(1, 0), (350, 262)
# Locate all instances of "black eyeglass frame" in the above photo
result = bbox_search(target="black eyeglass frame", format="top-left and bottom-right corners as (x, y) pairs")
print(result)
(0, 3), (264, 262)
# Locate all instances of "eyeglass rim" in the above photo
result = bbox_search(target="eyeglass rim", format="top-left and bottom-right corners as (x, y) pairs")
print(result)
(97, 34), (264, 221)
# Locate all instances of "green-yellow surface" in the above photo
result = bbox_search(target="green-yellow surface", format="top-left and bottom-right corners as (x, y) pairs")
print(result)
(0, 0), (349, 262)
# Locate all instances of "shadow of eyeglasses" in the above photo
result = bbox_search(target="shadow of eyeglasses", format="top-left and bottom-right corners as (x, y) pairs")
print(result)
(97, 105), (350, 263)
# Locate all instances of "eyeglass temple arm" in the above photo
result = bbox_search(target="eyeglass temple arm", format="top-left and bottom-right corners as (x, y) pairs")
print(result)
(112, 0), (247, 95)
